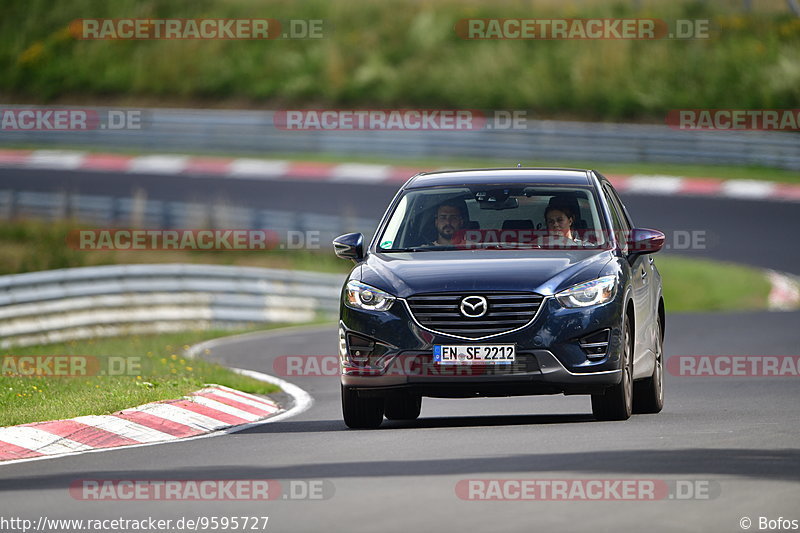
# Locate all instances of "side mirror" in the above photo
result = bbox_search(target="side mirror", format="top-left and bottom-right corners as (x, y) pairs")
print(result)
(333, 233), (364, 263)
(627, 228), (665, 257)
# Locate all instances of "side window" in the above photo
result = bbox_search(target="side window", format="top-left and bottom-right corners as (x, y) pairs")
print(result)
(602, 184), (629, 251)
(605, 182), (634, 230)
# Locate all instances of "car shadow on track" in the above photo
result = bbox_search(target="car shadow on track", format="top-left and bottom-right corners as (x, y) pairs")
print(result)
(239, 413), (596, 434)
(2, 448), (799, 492)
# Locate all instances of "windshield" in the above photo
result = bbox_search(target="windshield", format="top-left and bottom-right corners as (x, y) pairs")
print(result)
(377, 184), (610, 252)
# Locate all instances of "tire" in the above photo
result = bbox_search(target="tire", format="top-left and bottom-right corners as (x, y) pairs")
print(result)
(591, 315), (633, 421)
(384, 394), (422, 420)
(633, 319), (664, 414)
(341, 386), (384, 429)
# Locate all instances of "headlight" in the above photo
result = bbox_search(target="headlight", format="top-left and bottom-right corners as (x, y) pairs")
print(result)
(555, 276), (617, 308)
(345, 280), (396, 311)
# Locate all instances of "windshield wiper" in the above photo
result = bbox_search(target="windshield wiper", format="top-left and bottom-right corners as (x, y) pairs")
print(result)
(379, 246), (454, 252)
(468, 242), (542, 249)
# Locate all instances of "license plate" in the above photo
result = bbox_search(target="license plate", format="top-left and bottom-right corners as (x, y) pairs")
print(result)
(433, 345), (515, 365)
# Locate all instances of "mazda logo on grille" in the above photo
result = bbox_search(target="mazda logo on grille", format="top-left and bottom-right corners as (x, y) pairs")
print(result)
(460, 295), (488, 318)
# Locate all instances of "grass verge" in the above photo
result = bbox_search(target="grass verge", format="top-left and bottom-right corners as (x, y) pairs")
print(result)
(657, 254), (771, 312)
(0, 219), (349, 276)
(0, 326), (297, 427)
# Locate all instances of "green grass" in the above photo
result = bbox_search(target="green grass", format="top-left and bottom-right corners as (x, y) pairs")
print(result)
(1, 0), (799, 123)
(656, 254), (771, 312)
(0, 327), (292, 427)
(0, 219), (350, 276)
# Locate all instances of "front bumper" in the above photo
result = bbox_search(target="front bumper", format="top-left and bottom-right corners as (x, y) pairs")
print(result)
(339, 294), (626, 398)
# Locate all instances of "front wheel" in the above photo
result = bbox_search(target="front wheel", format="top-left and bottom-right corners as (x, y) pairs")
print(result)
(633, 320), (664, 414)
(591, 316), (633, 421)
(342, 386), (384, 429)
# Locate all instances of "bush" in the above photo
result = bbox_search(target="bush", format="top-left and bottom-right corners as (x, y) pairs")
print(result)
(1, 0), (798, 121)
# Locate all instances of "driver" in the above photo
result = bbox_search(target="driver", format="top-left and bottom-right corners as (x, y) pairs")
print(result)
(427, 199), (468, 246)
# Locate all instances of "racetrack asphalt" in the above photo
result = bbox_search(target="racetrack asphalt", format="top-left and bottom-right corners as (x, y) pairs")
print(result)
(0, 314), (798, 533)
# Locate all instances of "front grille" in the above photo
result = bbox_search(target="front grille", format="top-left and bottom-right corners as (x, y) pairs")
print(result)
(406, 292), (544, 339)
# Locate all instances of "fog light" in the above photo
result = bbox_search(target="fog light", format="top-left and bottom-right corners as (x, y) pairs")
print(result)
(347, 333), (375, 364)
(580, 329), (610, 360)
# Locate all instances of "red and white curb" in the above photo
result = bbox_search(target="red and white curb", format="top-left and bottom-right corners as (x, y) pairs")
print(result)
(1, 149), (799, 202)
(767, 271), (800, 311)
(0, 374), (312, 465)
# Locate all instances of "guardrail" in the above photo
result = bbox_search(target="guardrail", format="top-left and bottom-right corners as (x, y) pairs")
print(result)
(1, 106), (799, 170)
(0, 264), (344, 349)
(0, 189), (376, 242)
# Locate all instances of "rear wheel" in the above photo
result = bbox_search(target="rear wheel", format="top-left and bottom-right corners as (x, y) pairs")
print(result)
(342, 386), (384, 429)
(384, 394), (422, 420)
(633, 320), (664, 414)
(591, 316), (633, 421)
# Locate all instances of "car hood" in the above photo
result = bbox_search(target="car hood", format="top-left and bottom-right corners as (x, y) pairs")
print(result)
(359, 249), (614, 298)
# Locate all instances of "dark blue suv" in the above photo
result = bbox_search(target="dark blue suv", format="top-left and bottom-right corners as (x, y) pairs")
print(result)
(333, 168), (665, 428)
